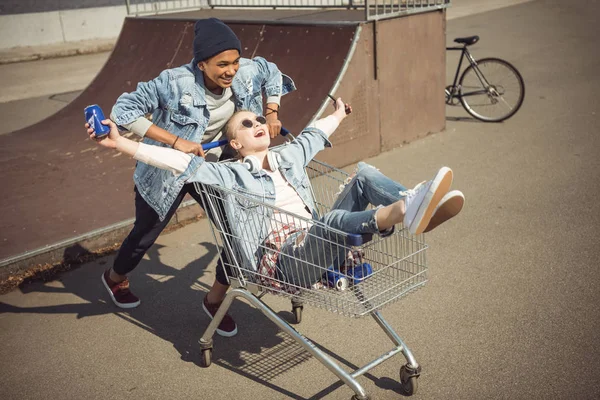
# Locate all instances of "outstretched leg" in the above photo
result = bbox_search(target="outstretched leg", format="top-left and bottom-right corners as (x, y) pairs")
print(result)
(330, 162), (407, 212)
(278, 164), (454, 287)
(328, 162), (453, 235)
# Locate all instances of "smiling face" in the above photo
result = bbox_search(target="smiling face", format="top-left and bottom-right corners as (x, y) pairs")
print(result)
(198, 49), (240, 92)
(226, 111), (271, 156)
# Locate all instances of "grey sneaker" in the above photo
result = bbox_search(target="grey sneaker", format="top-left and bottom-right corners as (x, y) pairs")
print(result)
(424, 190), (465, 233)
(401, 167), (453, 235)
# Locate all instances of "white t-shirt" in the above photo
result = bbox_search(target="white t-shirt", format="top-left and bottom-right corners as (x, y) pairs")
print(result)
(265, 168), (313, 231)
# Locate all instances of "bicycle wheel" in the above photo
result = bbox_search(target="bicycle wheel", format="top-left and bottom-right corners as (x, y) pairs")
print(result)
(459, 57), (525, 122)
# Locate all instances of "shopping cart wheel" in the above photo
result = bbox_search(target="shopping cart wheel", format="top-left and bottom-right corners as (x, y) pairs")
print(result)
(201, 348), (212, 368)
(399, 365), (420, 396)
(292, 305), (303, 324)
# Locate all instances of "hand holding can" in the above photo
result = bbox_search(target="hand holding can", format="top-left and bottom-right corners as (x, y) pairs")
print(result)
(84, 105), (110, 138)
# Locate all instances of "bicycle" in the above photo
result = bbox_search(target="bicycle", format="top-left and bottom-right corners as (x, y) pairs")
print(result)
(446, 35), (525, 122)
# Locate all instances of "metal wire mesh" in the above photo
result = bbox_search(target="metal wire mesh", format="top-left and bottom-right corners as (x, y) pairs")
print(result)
(365, 0), (450, 20)
(197, 158), (428, 318)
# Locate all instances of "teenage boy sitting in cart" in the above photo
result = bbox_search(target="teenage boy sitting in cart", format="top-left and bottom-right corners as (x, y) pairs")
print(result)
(104, 18), (295, 337)
(87, 98), (464, 292)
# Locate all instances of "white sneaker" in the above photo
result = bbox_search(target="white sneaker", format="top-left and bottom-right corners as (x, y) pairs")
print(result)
(401, 167), (453, 235)
(424, 190), (465, 233)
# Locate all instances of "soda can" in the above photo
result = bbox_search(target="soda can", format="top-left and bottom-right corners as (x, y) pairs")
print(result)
(84, 104), (110, 138)
(324, 268), (349, 291)
(350, 263), (373, 284)
(332, 276), (349, 291)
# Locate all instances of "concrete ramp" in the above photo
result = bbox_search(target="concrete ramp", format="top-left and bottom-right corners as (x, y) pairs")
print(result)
(0, 17), (359, 263)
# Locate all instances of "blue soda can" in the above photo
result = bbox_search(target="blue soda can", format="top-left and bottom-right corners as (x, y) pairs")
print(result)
(325, 268), (349, 291)
(84, 105), (110, 138)
(350, 263), (373, 284)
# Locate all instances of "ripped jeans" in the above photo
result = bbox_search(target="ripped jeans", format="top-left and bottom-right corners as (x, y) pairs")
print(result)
(278, 162), (408, 288)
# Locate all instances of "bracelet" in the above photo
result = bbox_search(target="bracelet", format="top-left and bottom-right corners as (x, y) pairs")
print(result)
(265, 107), (279, 115)
(172, 136), (180, 149)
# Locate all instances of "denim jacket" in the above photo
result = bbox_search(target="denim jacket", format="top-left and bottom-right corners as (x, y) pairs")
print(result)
(111, 57), (296, 217)
(176, 127), (332, 273)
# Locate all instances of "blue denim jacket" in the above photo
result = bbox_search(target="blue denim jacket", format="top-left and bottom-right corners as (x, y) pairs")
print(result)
(111, 57), (296, 218)
(177, 127), (332, 273)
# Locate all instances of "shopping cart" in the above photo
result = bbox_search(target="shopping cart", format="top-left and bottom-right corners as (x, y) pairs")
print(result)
(195, 140), (428, 399)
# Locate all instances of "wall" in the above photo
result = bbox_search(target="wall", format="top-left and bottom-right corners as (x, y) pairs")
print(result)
(376, 11), (446, 150)
(0, 5), (126, 50)
(320, 10), (446, 167)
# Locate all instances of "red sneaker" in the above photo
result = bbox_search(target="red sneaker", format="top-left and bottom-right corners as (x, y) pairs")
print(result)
(101, 270), (141, 309)
(202, 295), (238, 337)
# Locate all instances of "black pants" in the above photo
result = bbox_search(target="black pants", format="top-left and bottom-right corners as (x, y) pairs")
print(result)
(112, 184), (231, 285)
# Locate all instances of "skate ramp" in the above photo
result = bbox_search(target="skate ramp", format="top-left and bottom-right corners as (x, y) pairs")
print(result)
(0, 17), (358, 262)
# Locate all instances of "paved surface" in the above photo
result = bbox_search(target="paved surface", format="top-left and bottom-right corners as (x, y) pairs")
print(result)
(0, 52), (110, 104)
(2, 0), (600, 399)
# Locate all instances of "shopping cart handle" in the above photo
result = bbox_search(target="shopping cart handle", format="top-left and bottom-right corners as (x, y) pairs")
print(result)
(202, 140), (228, 151)
(202, 127), (291, 151)
(345, 233), (373, 246)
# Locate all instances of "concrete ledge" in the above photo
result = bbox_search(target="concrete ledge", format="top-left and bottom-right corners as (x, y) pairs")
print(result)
(0, 6), (124, 52)
(0, 201), (204, 287)
(0, 38), (116, 65)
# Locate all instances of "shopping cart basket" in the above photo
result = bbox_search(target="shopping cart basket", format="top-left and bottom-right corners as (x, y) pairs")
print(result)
(195, 150), (428, 398)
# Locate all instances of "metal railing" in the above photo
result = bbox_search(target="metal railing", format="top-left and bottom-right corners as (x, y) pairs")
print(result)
(364, 0), (450, 20)
(125, 0), (209, 16)
(125, 0), (450, 20)
(208, 0), (357, 7)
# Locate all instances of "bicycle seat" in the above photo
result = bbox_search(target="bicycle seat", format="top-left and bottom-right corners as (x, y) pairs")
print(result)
(454, 35), (480, 46)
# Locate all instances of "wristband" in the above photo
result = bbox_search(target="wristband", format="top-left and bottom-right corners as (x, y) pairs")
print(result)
(172, 136), (180, 149)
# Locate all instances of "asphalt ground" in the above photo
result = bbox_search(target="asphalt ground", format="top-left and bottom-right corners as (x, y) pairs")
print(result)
(1, 1), (599, 399)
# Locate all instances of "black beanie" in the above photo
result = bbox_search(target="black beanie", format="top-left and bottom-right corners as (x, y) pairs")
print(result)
(193, 18), (241, 63)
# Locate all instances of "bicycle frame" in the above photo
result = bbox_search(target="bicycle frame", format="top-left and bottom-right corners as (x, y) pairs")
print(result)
(446, 45), (491, 101)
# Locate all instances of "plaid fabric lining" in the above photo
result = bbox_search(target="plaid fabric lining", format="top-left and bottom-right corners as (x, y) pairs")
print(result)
(258, 224), (366, 293)
(258, 224), (302, 294)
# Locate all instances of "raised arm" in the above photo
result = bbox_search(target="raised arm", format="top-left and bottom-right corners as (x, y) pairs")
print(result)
(314, 98), (352, 139)
(86, 120), (192, 176)
(282, 97), (352, 166)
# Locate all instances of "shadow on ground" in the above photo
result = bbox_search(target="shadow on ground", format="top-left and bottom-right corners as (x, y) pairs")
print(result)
(0, 241), (405, 398)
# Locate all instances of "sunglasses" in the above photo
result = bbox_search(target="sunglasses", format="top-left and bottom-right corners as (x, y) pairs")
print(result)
(240, 115), (267, 129)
